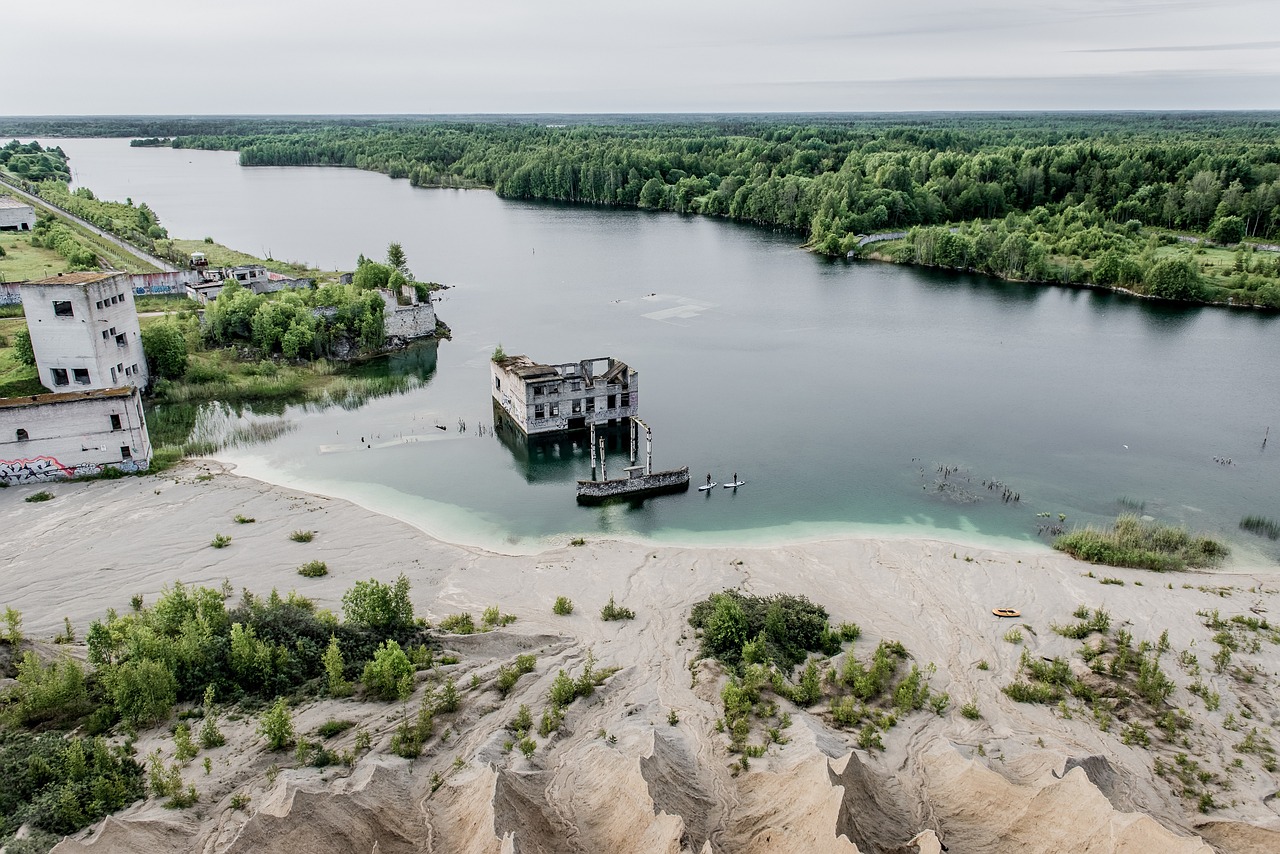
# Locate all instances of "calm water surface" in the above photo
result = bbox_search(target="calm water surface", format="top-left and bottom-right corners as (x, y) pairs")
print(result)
(44, 139), (1280, 560)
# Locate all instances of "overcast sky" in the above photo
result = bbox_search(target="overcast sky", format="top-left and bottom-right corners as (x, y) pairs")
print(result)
(10, 0), (1280, 114)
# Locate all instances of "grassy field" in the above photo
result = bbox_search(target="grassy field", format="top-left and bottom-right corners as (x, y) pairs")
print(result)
(0, 231), (69, 282)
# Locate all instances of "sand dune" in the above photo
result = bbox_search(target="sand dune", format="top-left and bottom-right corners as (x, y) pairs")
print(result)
(1, 462), (1277, 853)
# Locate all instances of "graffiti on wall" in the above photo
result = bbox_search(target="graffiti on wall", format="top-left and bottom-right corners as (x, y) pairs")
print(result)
(0, 455), (146, 484)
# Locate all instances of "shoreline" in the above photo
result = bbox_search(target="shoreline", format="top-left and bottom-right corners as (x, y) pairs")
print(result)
(211, 453), (1280, 571)
(4, 460), (1280, 853)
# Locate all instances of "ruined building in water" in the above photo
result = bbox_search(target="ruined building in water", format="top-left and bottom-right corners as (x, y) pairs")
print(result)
(0, 272), (152, 484)
(490, 355), (638, 436)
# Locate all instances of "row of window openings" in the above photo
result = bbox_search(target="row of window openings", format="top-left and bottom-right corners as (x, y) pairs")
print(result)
(50, 363), (139, 386)
(533, 393), (628, 419)
(101, 327), (128, 348)
(93, 293), (127, 310)
(16, 414), (129, 440)
(532, 381), (596, 396)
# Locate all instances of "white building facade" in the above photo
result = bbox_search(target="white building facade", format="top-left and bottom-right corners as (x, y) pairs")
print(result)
(22, 272), (149, 391)
(0, 387), (152, 483)
(491, 355), (639, 436)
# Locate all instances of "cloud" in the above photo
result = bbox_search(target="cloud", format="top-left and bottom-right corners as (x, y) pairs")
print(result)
(1075, 40), (1280, 53)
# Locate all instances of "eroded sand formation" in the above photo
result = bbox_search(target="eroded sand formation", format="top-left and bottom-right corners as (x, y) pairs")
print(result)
(1, 463), (1276, 853)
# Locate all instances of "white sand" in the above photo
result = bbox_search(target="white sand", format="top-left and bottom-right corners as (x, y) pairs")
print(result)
(2, 462), (1278, 853)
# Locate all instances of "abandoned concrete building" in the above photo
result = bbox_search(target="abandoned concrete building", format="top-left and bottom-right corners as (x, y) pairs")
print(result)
(22, 272), (149, 391)
(491, 355), (638, 436)
(0, 272), (153, 483)
(0, 196), (35, 231)
(0, 387), (152, 483)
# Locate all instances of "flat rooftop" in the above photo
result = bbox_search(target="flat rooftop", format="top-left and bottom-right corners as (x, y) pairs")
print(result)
(0, 196), (33, 210)
(0, 386), (136, 410)
(26, 271), (124, 286)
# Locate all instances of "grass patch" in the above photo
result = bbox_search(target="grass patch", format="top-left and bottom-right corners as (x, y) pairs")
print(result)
(289, 530), (314, 543)
(24, 490), (53, 503)
(552, 596), (574, 616)
(1054, 514), (1227, 571)
(210, 533), (232, 548)
(234, 514), (255, 524)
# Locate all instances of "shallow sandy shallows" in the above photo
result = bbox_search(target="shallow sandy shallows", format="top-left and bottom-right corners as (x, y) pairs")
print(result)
(1, 462), (1278, 854)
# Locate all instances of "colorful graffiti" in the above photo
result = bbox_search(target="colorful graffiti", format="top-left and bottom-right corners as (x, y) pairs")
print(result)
(0, 455), (146, 484)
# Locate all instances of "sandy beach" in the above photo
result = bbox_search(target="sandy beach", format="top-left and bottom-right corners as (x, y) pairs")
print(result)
(2, 461), (1278, 853)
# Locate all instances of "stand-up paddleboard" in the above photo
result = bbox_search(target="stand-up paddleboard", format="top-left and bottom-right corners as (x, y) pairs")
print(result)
(698, 482), (718, 491)
(724, 481), (746, 488)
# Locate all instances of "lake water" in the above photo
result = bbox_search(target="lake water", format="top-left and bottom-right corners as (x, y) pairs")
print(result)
(42, 138), (1280, 561)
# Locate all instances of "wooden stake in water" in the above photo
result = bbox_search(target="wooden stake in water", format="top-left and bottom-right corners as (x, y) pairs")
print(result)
(599, 436), (607, 481)
(589, 422), (597, 479)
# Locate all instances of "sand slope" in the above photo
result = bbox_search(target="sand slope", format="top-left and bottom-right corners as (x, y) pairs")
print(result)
(1, 463), (1277, 853)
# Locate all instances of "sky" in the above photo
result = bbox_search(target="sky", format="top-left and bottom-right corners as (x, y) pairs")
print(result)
(8, 0), (1280, 114)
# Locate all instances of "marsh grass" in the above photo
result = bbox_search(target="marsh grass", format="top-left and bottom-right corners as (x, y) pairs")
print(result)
(1054, 514), (1227, 571)
(1239, 515), (1280, 541)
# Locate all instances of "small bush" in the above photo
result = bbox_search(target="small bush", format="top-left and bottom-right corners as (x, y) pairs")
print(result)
(290, 530), (315, 543)
(569, 537), (586, 546)
(481, 605), (516, 628)
(258, 698), (295, 750)
(1003, 627), (1023, 644)
(210, 533), (232, 549)
(438, 613), (477, 634)
(960, 701), (981, 720)
(552, 596), (574, 616)
(297, 560), (328, 577)
(600, 595), (635, 621)
(317, 719), (356, 738)
(234, 514), (256, 524)
(838, 622), (861, 641)
(25, 490), (54, 503)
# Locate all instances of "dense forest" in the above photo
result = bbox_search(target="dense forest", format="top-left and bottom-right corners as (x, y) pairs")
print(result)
(6, 114), (1280, 306)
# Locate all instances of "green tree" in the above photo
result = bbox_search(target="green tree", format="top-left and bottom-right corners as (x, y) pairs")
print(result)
(13, 329), (35, 367)
(1208, 215), (1245, 245)
(140, 322), (189, 379)
(386, 242), (408, 275)
(323, 635), (352, 697)
(108, 658), (178, 726)
(258, 698), (294, 750)
(341, 575), (414, 632)
(700, 594), (748, 664)
(352, 259), (393, 291)
(1144, 256), (1204, 301)
(361, 639), (414, 701)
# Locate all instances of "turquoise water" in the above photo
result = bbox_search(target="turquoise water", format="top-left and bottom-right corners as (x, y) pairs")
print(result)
(47, 138), (1280, 561)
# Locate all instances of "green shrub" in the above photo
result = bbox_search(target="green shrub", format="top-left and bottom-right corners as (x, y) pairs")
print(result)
(258, 698), (294, 750)
(24, 491), (53, 503)
(481, 605), (516, 628)
(234, 514), (255, 524)
(289, 530), (314, 542)
(600, 595), (635, 621)
(361, 640), (414, 701)
(297, 560), (328, 578)
(210, 533), (232, 549)
(341, 574), (414, 631)
(316, 719), (356, 738)
(552, 596), (574, 616)
(438, 613), (476, 634)
(960, 700), (981, 720)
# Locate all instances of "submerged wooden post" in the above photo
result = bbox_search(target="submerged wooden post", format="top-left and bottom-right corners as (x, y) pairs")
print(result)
(598, 436), (607, 481)
(645, 423), (652, 475)
(589, 422), (597, 479)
